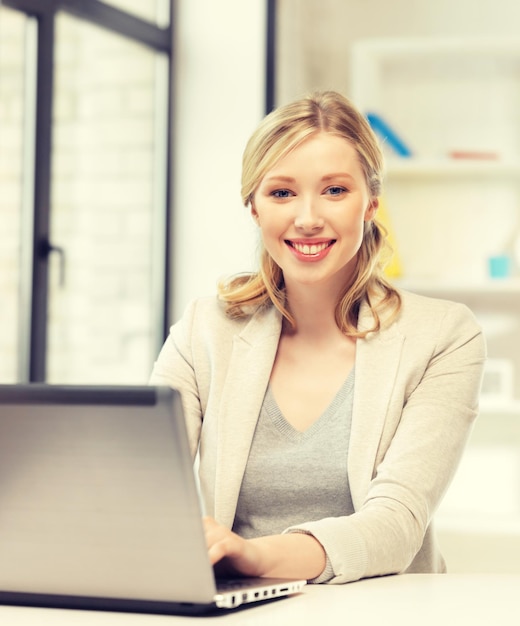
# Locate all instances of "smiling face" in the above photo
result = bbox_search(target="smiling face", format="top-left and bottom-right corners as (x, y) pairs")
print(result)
(251, 132), (377, 294)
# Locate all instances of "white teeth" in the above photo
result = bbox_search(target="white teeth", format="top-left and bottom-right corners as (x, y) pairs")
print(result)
(292, 242), (329, 255)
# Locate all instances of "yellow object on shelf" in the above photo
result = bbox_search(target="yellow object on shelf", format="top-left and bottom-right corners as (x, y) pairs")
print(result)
(376, 196), (403, 278)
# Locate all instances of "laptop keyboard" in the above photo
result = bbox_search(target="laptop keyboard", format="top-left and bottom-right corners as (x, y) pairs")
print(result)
(216, 578), (259, 591)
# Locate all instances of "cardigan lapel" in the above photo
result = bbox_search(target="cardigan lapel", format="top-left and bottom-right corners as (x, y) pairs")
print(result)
(214, 306), (282, 527)
(348, 301), (405, 510)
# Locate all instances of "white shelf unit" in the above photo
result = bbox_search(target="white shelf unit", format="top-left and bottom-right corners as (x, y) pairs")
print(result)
(351, 37), (520, 284)
(350, 39), (520, 436)
(351, 37), (520, 160)
(386, 158), (520, 179)
(395, 277), (520, 297)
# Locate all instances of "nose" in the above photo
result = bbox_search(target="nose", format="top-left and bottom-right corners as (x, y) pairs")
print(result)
(294, 197), (324, 232)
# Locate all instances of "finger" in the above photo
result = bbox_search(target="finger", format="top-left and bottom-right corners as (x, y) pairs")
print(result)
(203, 517), (226, 548)
(208, 535), (238, 565)
(202, 516), (219, 533)
(203, 519), (243, 564)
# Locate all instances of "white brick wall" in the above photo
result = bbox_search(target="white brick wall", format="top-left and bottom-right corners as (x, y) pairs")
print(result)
(0, 7), (25, 382)
(0, 7), (162, 384)
(45, 14), (159, 384)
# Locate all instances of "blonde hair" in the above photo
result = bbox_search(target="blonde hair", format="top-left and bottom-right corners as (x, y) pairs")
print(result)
(218, 90), (401, 337)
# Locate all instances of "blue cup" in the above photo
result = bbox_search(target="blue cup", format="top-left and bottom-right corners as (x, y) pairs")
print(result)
(488, 255), (511, 279)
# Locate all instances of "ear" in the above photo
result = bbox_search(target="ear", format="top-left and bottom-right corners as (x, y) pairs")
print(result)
(364, 197), (379, 221)
(250, 200), (260, 225)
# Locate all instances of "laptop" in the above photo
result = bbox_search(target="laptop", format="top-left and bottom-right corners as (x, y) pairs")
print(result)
(0, 384), (306, 615)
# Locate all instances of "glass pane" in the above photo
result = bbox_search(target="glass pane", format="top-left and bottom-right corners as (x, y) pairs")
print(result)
(48, 13), (167, 384)
(102, 0), (170, 27)
(0, 7), (27, 383)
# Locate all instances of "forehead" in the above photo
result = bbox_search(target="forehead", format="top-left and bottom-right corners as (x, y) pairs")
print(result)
(266, 132), (364, 178)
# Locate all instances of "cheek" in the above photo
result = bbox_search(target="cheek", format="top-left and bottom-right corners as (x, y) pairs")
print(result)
(256, 217), (287, 258)
(341, 215), (367, 251)
(341, 207), (367, 232)
(259, 222), (284, 250)
(254, 205), (284, 235)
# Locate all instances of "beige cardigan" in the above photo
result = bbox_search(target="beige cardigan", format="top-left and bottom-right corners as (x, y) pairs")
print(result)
(149, 290), (486, 584)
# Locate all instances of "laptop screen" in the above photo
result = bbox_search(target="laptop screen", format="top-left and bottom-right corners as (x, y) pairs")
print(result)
(0, 384), (216, 606)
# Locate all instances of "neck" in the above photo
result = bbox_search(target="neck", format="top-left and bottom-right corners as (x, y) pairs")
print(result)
(284, 282), (343, 338)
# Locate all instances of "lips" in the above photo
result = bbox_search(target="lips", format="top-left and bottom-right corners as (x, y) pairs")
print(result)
(285, 240), (335, 256)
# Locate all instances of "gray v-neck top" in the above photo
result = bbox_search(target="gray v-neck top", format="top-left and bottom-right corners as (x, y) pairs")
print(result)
(232, 370), (355, 540)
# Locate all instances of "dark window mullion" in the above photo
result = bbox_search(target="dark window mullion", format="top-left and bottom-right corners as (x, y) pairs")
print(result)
(2, 0), (55, 15)
(265, 0), (276, 113)
(61, 0), (171, 52)
(29, 11), (55, 382)
(3, 0), (171, 52)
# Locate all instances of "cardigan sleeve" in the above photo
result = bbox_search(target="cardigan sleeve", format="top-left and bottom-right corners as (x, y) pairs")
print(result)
(285, 300), (486, 584)
(149, 299), (203, 458)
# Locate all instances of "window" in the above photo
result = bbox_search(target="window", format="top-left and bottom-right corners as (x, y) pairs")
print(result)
(0, 7), (29, 382)
(102, 0), (170, 26)
(0, 0), (173, 383)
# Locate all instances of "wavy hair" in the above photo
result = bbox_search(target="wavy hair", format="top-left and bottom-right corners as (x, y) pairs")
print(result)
(218, 90), (401, 337)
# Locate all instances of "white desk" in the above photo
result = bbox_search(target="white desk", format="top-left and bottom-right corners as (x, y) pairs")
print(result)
(1, 574), (519, 625)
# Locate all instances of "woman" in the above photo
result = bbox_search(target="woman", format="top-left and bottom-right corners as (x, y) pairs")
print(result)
(150, 91), (486, 584)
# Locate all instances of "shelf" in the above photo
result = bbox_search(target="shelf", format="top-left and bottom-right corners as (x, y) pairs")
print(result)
(385, 158), (520, 178)
(395, 278), (520, 297)
(352, 37), (520, 61)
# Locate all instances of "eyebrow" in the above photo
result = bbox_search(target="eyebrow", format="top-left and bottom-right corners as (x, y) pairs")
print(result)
(263, 172), (356, 184)
(262, 175), (296, 184)
(321, 172), (356, 183)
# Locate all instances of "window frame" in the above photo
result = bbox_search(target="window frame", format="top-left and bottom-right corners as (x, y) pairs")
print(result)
(2, 0), (174, 382)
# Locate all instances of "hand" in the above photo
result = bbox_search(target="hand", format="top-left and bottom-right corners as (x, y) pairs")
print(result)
(203, 517), (266, 578)
(203, 516), (327, 581)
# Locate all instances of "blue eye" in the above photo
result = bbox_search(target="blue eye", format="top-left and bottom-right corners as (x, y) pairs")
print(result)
(325, 186), (347, 196)
(272, 189), (292, 198)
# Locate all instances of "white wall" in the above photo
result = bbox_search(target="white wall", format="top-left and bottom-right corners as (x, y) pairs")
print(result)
(277, 0), (520, 103)
(172, 0), (265, 320)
